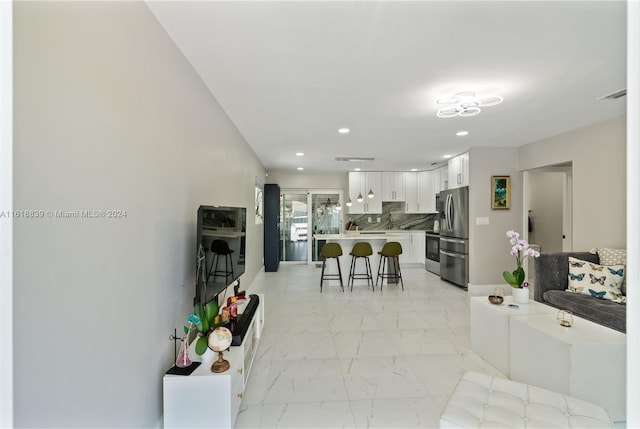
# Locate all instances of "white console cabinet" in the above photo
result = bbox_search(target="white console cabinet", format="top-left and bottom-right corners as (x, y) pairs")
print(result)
(163, 294), (264, 428)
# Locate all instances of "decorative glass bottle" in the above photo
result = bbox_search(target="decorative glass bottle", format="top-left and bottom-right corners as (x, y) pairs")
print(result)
(175, 338), (192, 368)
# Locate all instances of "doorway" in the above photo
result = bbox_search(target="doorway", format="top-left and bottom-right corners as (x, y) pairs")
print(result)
(524, 163), (573, 253)
(279, 189), (343, 263)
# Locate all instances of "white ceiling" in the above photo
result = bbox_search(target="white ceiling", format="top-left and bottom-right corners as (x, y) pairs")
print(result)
(147, 1), (626, 173)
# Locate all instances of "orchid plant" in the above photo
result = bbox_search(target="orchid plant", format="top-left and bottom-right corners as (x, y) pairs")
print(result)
(503, 230), (540, 288)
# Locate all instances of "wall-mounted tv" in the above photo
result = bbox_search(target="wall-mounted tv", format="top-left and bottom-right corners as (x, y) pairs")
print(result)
(195, 205), (247, 306)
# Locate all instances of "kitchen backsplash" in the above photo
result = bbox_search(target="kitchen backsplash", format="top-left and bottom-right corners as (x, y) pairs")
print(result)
(346, 202), (439, 231)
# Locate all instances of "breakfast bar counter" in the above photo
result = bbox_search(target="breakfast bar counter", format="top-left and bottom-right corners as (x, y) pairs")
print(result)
(314, 233), (404, 289)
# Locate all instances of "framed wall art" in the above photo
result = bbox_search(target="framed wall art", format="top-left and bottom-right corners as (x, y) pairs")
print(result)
(491, 175), (511, 210)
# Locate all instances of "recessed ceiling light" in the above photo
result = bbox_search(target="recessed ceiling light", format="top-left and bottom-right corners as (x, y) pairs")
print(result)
(354, 167), (361, 171)
(411, 168), (418, 172)
(443, 154), (453, 159)
(296, 152), (304, 156)
(297, 167), (304, 171)
(456, 131), (469, 137)
(338, 128), (350, 134)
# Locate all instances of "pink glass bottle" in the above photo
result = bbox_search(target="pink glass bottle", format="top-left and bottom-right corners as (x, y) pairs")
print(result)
(175, 339), (192, 368)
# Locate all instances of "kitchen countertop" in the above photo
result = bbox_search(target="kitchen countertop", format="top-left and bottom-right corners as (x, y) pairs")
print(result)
(314, 230), (429, 240)
(313, 233), (397, 240)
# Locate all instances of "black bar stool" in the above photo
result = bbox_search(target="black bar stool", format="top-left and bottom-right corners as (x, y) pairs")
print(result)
(207, 239), (234, 283)
(348, 242), (374, 291)
(376, 241), (404, 291)
(319, 242), (344, 292)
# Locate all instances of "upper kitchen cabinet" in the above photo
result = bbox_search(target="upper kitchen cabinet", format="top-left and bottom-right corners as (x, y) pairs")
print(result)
(348, 172), (382, 214)
(433, 165), (449, 195)
(381, 172), (406, 201)
(407, 171), (436, 213)
(417, 170), (436, 213)
(448, 152), (469, 189)
(404, 172), (418, 213)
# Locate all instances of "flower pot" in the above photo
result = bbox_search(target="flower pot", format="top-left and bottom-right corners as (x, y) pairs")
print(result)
(199, 347), (216, 364)
(512, 287), (529, 304)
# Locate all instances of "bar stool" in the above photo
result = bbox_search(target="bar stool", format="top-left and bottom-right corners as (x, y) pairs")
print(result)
(348, 242), (374, 292)
(376, 241), (404, 291)
(207, 239), (234, 283)
(319, 242), (344, 292)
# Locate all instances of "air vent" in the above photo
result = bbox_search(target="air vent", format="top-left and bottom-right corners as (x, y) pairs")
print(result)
(597, 89), (627, 100)
(335, 157), (375, 162)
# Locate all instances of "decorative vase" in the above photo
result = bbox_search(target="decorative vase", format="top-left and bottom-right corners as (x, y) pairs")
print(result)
(175, 339), (192, 368)
(512, 287), (529, 304)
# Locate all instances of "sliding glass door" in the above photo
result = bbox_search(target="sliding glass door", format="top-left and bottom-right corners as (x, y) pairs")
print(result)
(280, 189), (343, 263)
(280, 192), (308, 262)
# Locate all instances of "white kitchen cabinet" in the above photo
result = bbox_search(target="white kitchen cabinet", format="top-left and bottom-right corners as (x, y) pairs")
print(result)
(440, 166), (449, 191)
(163, 295), (264, 429)
(404, 172), (419, 213)
(448, 152), (469, 189)
(392, 231), (425, 265)
(410, 231), (425, 264)
(433, 165), (449, 195)
(348, 172), (382, 214)
(381, 172), (406, 201)
(417, 170), (435, 213)
(398, 172), (435, 214)
(392, 232), (412, 265)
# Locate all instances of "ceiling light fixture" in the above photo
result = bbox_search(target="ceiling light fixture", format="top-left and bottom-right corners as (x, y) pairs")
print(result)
(411, 168), (418, 172)
(338, 128), (350, 134)
(436, 91), (503, 118)
(346, 198), (352, 207)
(356, 193), (363, 203)
(367, 160), (375, 199)
(296, 152), (304, 156)
(297, 167), (304, 171)
(443, 154), (453, 159)
(456, 131), (469, 137)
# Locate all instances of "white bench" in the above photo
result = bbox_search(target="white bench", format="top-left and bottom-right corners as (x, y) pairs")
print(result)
(440, 372), (614, 428)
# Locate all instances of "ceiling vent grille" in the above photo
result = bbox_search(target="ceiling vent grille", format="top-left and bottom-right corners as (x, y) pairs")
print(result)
(597, 89), (627, 100)
(335, 157), (375, 162)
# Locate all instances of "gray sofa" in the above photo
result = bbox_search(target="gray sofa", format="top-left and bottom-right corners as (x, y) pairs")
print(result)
(534, 252), (626, 333)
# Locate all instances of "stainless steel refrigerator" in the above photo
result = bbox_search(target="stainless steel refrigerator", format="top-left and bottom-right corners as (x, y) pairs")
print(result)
(438, 186), (469, 288)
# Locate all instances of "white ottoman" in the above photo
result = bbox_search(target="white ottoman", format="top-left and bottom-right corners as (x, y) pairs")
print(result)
(440, 372), (614, 428)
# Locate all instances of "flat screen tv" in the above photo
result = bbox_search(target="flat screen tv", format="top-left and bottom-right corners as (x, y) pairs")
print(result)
(195, 205), (246, 306)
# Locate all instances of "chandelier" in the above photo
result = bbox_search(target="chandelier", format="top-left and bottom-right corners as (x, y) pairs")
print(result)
(436, 91), (503, 118)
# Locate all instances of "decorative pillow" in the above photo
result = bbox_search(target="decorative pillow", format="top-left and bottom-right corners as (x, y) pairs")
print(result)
(590, 247), (627, 295)
(567, 257), (626, 304)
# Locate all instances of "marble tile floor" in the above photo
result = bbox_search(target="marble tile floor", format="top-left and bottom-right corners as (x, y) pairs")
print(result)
(235, 263), (504, 429)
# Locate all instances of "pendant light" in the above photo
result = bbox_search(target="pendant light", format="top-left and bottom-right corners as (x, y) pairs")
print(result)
(356, 193), (363, 203)
(367, 159), (375, 198)
(346, 198), (352, 207)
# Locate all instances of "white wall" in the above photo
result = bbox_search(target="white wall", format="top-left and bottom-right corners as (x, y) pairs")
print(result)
(627, 1), (639, 425)
(519, 115), (626, 249)
(468, 147), (523, 286)
(469, 116), (625, 287)
(13, 2), (265, 427)
(527, 172), (564, 252)
(267, 170), (348, 192)
(0, 1), (13, 426)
